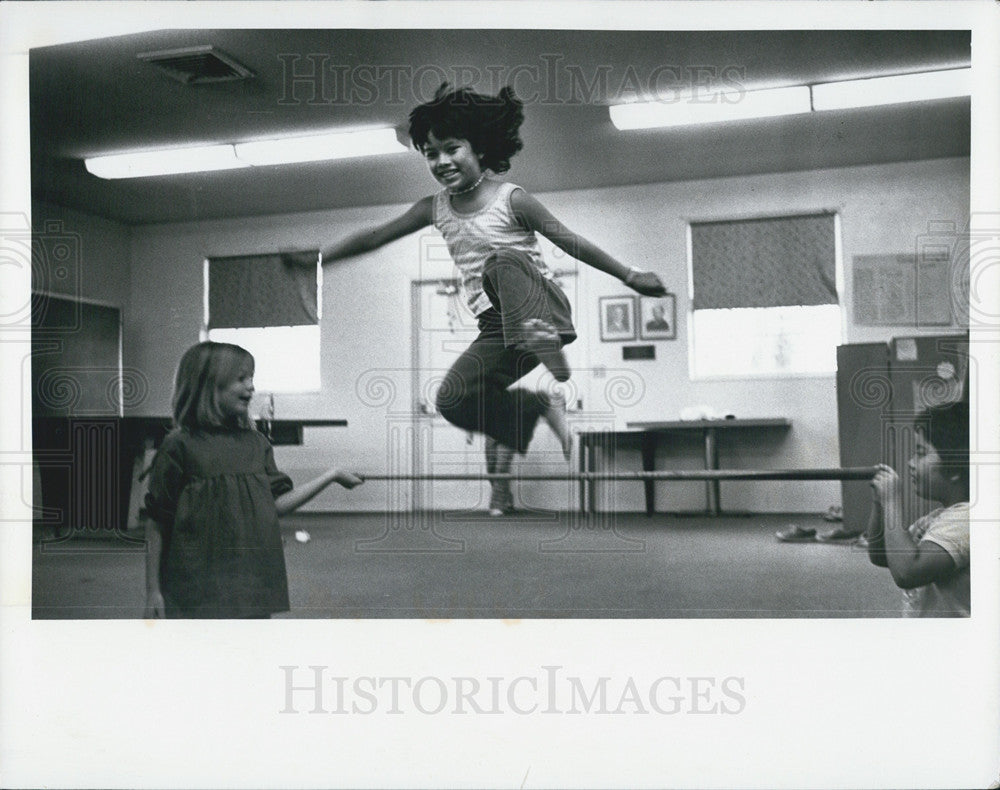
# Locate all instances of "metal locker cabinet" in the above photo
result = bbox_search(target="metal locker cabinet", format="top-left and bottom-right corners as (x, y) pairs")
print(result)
(836, 342), (890, 534)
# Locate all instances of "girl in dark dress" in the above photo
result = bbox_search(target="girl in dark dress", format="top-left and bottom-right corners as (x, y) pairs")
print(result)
(144, 342), (363, 618)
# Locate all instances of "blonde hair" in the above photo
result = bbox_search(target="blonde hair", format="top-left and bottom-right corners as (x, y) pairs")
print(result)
(172, 341), (255, 431)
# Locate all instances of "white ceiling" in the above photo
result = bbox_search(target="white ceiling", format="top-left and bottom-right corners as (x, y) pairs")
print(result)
(29, 28), (971, 226)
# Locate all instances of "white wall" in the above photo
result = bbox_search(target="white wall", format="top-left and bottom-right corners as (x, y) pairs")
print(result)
(121, 156), (968, 513)
(32, 200), (131, 307)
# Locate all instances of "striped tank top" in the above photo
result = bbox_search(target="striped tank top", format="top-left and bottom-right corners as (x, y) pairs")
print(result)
(432, 181), (551, 316)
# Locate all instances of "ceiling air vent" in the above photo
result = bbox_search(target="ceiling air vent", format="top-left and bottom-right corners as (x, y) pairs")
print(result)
(136, 45), (255, 85)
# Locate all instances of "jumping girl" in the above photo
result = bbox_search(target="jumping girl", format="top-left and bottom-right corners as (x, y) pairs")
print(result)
(320, 84), (666, 515)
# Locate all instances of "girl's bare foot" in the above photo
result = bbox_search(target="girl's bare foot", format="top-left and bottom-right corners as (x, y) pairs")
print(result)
(542, 391), (571, 460)
(488, 480), (515, 517)
(520, 319), (570, 382)
(485, 437), (516, 515)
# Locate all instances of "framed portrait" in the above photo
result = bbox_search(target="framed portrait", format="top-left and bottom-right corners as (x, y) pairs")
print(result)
(639, 294), (676, 340)
(599, 295), (636, 341)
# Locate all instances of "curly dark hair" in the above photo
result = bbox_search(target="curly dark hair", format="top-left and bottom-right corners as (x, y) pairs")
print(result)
(408, 83), (525, 174)
(916, 399), (969, 484)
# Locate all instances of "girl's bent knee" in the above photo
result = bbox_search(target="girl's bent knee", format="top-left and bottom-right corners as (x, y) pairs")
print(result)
(435, 378), (473, 424)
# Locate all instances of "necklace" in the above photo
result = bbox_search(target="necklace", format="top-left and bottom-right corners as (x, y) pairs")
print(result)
(447, 173), (486, 196)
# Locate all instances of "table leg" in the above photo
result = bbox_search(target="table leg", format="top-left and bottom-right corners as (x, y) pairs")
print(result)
(578, 436), (587, 513)
(704, 427), (720, 515)
(585, 435), (597, 514)
(641, 432), (656, 516)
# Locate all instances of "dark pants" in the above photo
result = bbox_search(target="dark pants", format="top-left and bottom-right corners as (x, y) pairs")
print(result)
(436, 250), (576, 454)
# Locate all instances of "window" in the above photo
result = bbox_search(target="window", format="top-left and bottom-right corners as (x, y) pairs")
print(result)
(688, 213), (841, 378)
(204, 251), (321, 392)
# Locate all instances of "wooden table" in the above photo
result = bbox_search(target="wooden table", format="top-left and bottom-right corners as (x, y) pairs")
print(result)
(576, 418), (791, 516)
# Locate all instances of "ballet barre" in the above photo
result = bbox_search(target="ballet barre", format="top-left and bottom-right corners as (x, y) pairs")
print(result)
(360, 468), (877, 482)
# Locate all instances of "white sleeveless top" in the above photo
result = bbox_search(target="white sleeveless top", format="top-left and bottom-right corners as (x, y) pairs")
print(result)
(432, 181), (551, 316)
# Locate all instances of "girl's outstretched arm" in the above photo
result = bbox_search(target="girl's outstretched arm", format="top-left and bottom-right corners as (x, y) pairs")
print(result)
(274, 469), (365, 516)
(144, 519), (166, 618)
(321, 197), (433, 263)
(510, 189), (667, 296)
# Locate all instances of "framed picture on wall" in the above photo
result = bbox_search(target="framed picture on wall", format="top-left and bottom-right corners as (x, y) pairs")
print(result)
(639, 294), (677, 340)
(599, 296), (636, 341)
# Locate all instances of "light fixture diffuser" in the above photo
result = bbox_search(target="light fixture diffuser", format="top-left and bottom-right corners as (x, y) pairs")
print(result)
(85, 144), (246, 179)
(609, 67), (972, 131)
(609, 85), (812, 130)
(234, 128), (406, 166)
(85, 127), (406, 179)
(811, 68), (971, 111)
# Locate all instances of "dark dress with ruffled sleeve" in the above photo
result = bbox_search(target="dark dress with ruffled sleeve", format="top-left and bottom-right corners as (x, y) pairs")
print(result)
(144, 427), (293, 618)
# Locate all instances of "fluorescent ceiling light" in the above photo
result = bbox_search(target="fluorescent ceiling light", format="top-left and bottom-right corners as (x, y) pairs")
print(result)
(609, 85), (812, 130)
(811, 68), (971, 111)
(85, 144), (246, 179)
(235, 128), (406, 165)
(85, 128), (406, 179)
(610, 68), (971, 130)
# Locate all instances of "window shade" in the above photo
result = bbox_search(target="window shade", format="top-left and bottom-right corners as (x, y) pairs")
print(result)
(208, 251), (318, 329)
(691, 214), (837, 310)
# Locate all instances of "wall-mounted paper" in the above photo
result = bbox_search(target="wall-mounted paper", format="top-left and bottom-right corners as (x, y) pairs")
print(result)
(852, 253), (952, 326)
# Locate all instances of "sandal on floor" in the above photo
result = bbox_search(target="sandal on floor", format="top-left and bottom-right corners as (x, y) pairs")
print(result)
(775, 524), (817, 542)
(816, 526), (863, 543)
